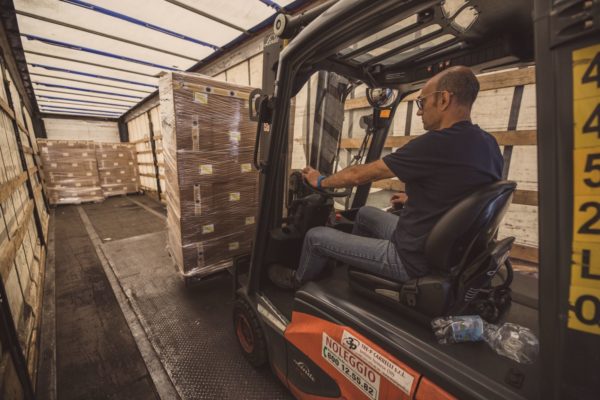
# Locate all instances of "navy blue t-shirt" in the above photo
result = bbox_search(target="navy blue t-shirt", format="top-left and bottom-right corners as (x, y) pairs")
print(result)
(382, 120), (503, 277)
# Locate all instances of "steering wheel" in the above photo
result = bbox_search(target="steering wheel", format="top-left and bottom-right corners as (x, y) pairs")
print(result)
(302, 177), (352, 198)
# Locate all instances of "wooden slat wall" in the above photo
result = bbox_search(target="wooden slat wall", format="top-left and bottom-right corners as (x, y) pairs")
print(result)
(0, 57), (48, 397)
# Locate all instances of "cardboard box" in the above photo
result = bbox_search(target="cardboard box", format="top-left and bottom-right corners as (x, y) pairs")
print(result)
(159, 72), (259, 278)
(37, 140), (104, 204)
(95, 142), (140, 197)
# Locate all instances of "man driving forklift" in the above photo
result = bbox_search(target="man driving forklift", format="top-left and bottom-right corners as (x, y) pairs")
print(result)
(269, 65), (504, 289)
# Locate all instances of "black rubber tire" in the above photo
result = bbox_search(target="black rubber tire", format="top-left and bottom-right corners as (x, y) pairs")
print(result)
(233, 297), (268, 367)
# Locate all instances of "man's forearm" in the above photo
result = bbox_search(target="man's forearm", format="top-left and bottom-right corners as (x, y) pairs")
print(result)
(321, 165), (364, 188)
(322, 161), (393, 188)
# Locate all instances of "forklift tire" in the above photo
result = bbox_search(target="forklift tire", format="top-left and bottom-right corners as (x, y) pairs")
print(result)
(233, 298), (268, 367)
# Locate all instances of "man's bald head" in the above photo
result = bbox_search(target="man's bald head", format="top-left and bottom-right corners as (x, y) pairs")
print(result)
(434, 66), (480, 108)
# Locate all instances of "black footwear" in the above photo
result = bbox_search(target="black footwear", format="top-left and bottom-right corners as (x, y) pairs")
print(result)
(268, 264), (299, 290)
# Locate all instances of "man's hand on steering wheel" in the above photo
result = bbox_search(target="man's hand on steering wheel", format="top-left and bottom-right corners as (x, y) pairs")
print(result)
(300, 166), (352, 198)
(301, 166), (321, 188)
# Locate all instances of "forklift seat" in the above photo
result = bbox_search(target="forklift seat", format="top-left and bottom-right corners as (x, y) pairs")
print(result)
(348, 181), (517, 324)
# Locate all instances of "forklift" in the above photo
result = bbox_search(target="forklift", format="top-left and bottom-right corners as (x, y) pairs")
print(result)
(233, 0), (600, 399)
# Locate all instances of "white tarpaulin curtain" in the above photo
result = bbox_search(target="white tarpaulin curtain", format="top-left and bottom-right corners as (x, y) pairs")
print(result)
(13, 0), (302, 118)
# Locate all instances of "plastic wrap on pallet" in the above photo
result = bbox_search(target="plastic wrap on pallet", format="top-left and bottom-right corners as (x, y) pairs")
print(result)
(95, 142), (140, 197)
(37, 140), (104, 204)
(159, 72), (259, 279)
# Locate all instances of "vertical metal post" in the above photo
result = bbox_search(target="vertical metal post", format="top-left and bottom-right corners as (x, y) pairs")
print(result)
(118, 120), (129, 142)
(501, 85), (524, 179)
(147, 111), (162, 202)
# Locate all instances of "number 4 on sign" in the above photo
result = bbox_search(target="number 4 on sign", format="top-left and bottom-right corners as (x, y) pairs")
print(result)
(583, 103), (600, 138)
(582, 52), (600, 87)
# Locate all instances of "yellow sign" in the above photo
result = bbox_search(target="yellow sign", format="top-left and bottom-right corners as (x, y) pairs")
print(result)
(571, 44), (600, 335)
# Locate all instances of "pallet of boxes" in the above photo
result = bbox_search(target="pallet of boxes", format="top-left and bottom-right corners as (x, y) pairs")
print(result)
(95, 142), (140, 197)
(38, 140), (104, 205)
(159, 72), (258, 283)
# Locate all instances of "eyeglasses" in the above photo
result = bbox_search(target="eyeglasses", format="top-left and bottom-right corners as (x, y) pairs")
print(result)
(415, 90), (452, 110)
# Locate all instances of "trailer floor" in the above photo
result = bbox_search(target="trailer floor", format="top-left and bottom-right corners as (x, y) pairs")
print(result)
(50, 195), (291, 400)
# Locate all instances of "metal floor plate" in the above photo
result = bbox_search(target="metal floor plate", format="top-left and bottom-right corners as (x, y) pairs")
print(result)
(52, 206), (161, 400)
(83, 195), (166, 242)
(100, 230), (292, 400)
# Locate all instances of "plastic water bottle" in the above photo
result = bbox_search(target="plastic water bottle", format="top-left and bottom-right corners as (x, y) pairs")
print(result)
(431, 315), (484, 344)
(483, 322), (539, 364)
(432, 316), (539, 364)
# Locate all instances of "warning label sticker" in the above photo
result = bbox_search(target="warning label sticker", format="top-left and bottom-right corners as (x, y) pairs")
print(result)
(194, 92), (208, 104)
(199, 164), (213, 175)
(241, 163), (252, 173)
(341, 331), (414, 395)
(322, 333), (380, 400)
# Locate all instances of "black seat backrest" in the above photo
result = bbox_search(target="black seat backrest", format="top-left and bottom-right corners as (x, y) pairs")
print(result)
(425, 181), (516, 274)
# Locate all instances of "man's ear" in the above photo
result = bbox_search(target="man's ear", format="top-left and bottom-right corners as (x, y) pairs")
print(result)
(440, 91), (452, 111)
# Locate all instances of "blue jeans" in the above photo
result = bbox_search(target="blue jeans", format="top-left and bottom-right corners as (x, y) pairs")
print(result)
(296, 206), (410, 283)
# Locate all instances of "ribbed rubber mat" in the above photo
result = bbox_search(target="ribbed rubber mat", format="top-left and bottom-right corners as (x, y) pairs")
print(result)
(100, 230), (292, 400)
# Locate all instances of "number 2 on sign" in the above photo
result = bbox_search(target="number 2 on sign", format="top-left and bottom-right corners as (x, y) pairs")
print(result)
(574, 197), (600, 242)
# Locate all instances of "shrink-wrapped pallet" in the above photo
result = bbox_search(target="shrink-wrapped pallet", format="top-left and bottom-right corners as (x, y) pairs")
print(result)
(159, 72), (259, 279)
(38, 140), (104, 204)
(95, 142), (140, 197)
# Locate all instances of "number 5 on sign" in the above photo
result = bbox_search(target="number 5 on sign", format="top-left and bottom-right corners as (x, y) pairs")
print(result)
(574, 147), (600, 195)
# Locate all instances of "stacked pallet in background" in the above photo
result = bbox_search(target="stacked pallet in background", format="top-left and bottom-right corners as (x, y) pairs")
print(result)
(159, 72), (258, 279)
(37, 140), (103, 205)
(95, 142), (140, 197)
(1, 60), (48, 397)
